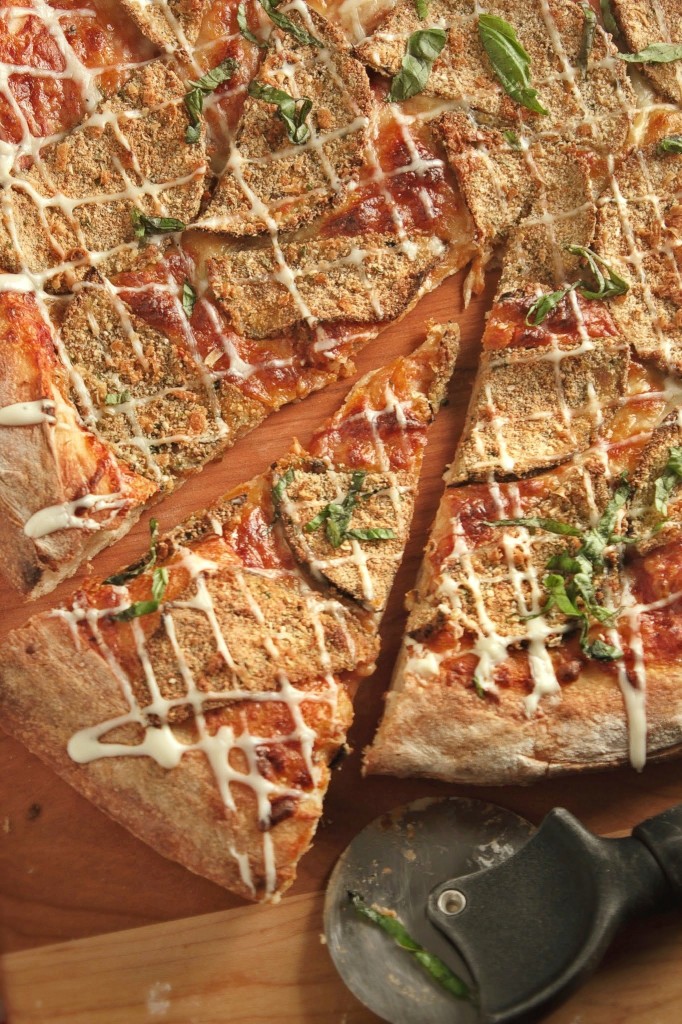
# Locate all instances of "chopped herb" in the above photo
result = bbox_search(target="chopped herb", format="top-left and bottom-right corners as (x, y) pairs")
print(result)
(600, 0), (620, 37)
(182, 281), (197, 318)
(478, 14), (548, 116)
(566, 243), (630, 300)
(414, 0), (428, 18)
(503, 128), (522, 149)
(248, 80), (313, 144)
(654, 446), (682, 514)
(473, 676), (486, 699)
(131, 209), (186, 240)
(348, 892), (472, 1001)
(104, 389), (131, 406)
(486, 516), (582, 538)
(578, 3), (597, 77)
(387, 28), (447, 103)
(237, 1), (267, 46)
(618, 43), (682, 64)
(272, 467), (295, 511)
(487, 480), (630, 662)
(111, 565), (168, 621)
(345, 527), (396, 542)
(257, 0), (322, 47)
(525, 283), (578, 326)
(659, 135), (682, 154)
(105, 519), (159, 587)
(305, 471), (395, 548)
(184, 57), (238, 142)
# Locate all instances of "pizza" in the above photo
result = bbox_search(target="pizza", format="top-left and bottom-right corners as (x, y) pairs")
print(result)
(0, 0), (472, 598)
(0, 324), (457, 900)
(2, 0), (682, 901)
(365, 2), (682, 784)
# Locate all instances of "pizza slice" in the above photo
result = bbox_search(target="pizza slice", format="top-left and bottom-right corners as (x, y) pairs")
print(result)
(0, 322), (458, 901)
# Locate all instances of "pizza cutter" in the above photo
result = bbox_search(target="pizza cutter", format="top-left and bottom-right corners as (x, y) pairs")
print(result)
(324, 797), (682, 1023)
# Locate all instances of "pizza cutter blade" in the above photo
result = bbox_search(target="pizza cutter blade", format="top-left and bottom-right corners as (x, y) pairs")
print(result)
(325, 798), (682, 1023)
(323, 797), (535, 1024)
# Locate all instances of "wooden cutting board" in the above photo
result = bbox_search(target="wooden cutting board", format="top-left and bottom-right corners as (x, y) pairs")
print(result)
(2, 271), (682, 1022)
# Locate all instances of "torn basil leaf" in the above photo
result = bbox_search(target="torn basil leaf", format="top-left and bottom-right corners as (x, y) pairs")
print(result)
(654, 446), (682, 514)
(184, 57), (238, 142)
(566, 243), (629, 299)
(503, 128), (522, 149)
(131, 210), (186, 240)
(387, 28), (447, 103)
(238, 1), (267, 46)
(305, 471), (394, 548)
(478, 14), (549, 115)
(581, 636), (622, 661)
(600, 0), (620, 38)
(258, 0), (322, 47)
(659, 135), (682, 154)
(105, 520), (160, 587)
(487, 516), (582, 537)
(578, 3), (597, 76)
(248, 81), (313, 145)
(111, 565), (168, 621)
(348, 892), (472, 1001)
(414, 0), (428, 18)
(525, 284), (578, 326)
(345, 527), (396, 542)
(272, 467), (295, 510)
(104, 390), (131, 406)
(182, 281), (197, 318)
(618, 43), (682, 64)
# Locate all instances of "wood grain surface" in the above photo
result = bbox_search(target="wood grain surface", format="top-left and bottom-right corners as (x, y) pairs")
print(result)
(2, 271), (682, 1022)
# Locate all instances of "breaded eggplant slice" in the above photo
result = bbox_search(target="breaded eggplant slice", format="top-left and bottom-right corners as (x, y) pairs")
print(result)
(207, 232), (446, 338)
(357, 0), (634, 157)
(594, 110), (682, 374)
(199, 18), (372, 236)
(0, 62), (206, 282)
(120, 0), (211, 49)
(611, 0), (682, 104)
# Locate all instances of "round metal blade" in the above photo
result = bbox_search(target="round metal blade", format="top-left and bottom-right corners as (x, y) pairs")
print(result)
(324, 797), (535, 1024)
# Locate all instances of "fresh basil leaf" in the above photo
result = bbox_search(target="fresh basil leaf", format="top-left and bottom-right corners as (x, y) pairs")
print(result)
(600, 0), (620, 37)
(182, 281), (197, 318)
(272, 467), (295, 509)
(581, 636), (622, 660)
(131, 209), (186, 240)
(345, 527), (396, 542)
(237, 1), (267, 46)
(618, 43), (682, 64)
(503, 128), (522, 149)
(111, 564), (168, 620)
(473, 675), (487, 698)
(258, 0), (322, 47)
(184, 57), (238, 142)
(654, 446), (682, 514)
(578, 4), (597, 77)
(348, 892), (472, 1001)
(596, 478), (631, 539)
(387, 28), (447, 102)
(525, 283), (577, 326)
(414, 0), (428, 18)
(104, 389), (131, 406)
(546, 551), (591, 575)
(659, 135), (682, 154)
(478, 14), (549, 116)
(543, 574), (583, 617)
(248, 81), (313, 144)
(486, 516), (583, 537)
(566, 243), (629, 299)
(105, 519), (159, 586)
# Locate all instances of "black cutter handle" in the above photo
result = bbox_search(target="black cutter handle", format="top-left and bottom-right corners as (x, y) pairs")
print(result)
(633, 804), (682, 903)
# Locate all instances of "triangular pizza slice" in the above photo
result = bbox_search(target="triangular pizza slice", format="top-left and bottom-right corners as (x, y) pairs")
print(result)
(0, 322), (457, 901)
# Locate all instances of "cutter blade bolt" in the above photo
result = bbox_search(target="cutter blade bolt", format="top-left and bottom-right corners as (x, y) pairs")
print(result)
(438, 889), (467, 915)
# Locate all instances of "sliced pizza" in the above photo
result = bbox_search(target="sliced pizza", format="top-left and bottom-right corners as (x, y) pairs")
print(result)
(0, 323), (458, 900)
